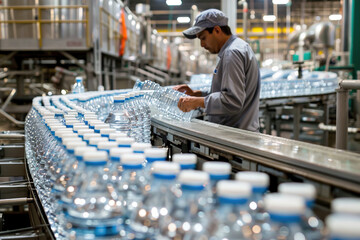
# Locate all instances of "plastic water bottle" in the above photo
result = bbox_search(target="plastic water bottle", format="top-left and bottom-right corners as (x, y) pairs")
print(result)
(202, 161), (231, 207)
(262, 193), (307, 239)
(134, 92), (151, 143)
(172, 153), (197, 169)
(331, 197), (360, 215)
(116, 137), (135, 148)
(72, 76), (85, 94)
(143, 148), (167, 179)
(64, 151), (124, 239)
(105, 95), (131, 136)
(129, 161), (180, 239)
(160, 170), (209, 239)
(116, 154), (149, 221)
(211, 180), (253, 239)
(325, 214), (360, 240)
(131, 142), (152, 154)
(235, 171), (270, 231)
(278, 182), (324, 239)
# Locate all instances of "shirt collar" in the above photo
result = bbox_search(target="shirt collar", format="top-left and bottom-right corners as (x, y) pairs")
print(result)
(218, 34), (237, 58)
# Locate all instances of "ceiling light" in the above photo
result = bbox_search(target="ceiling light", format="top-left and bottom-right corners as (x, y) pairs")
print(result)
(272, 0), (289, 4)
(166, 0), (182, 6)
(177, 16), (190, 23)
(263, 15), (276, 22)
(329, 14), (342, 21)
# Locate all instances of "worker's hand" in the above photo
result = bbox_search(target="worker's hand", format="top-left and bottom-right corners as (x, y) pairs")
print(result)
(173, 84), (197, 96)
(177, 97), (205, 112)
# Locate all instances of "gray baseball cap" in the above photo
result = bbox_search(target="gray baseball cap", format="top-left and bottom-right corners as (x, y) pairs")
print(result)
(183, 9), (228, 39)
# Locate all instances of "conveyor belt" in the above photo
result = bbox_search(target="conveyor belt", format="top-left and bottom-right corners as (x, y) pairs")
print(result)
(152, 117), (360, 194)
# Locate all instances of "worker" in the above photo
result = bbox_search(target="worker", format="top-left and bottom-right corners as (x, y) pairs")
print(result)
(174, 9), (260, 132)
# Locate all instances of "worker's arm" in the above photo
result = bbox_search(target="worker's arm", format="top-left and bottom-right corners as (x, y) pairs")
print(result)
(173, 84), (203, 97)
(178, 96), (205, 112)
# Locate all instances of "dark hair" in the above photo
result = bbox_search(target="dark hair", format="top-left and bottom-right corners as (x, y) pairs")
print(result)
(205, 26), (232, 35)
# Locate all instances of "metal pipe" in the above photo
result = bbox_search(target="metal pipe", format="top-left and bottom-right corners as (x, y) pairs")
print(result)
(336, 88), (349, 150)
(0, 198), (33, 205)
(238, 0), (248, 41)
(339, 80), (360, 89)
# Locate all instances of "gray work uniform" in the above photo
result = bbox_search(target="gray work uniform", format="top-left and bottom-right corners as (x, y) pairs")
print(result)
(203, 35), (260, 132)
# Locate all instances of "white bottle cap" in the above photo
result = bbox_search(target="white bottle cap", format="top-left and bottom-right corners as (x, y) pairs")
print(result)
(326, 214), (360, 238)
(88, 137), (108, 145)
(109, 132), (128, 140)
(131, 142), (152, 153)
(94, 123), (110, 130)
(235, 171), (269, 188)
(62, 137), (83, 145)
(144, 148), (167, 158)
(65, 141), (87, 149)
(152, 161), (180, 175)
(113, 95), (125, 101)
(172, 153), (197, 165)
(83, 151), (108, 163)
(332, 198), (360, 214)
(64, 115), (77, 120)
(55, 130), (75, 138)
(264, 193), (305, 215)
(116, 137), (135, 146)
(178, 170), (209, 186)
(83, 133), (101, 140)
(121, 153), (145, 165)
(202, 161), (231, 175)
(100, 128), (116, 135)
(129, 92), (136, 98)
(84, 116), (98, 121)
(50, 125), (67, 132)
(73, 125), (89, 131)
(278, 183), (316, 201)
(217, 180), (252, 198)
(74, 146), (97, 156)
(60, 133), (79, 139)
(84, 111), (97, 117)
(88, 120), (103, 126)
(109, 148), (133, 157)
(45, 119), (60, 124)
(65, 119), (80, 125)
(66, 110), (78, 115)
(77, 129), (94, 135)
(97, 141), (118, 150)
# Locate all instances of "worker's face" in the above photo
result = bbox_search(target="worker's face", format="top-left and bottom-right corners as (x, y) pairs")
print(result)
(197, 28), (221, 54)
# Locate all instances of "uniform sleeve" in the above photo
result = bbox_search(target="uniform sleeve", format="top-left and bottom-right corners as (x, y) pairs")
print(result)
(204, 49), (246, 115)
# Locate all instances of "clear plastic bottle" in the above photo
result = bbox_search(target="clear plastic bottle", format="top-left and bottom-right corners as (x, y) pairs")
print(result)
(278, 182), (324, 239)
(105, 95), (131, 136)
(72, 76), (85, 94)
(129, 161), (180, 239)
(172, 153), (197, 170)
(202, 161), (231, 208)
(262, 193), (307, 240)
(325, 214), (360, 240)
(210, 180), (253, 239)
(143, 148), (167, 179)
(64, 151), (124, 239)
(235, 171), (270, 231)
(116, 154), (149, 221)
(160, 170), (210, 239)
(134, 91), (151, 143)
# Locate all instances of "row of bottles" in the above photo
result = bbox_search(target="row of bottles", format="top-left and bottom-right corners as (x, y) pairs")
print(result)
(25, 92), (360, 239)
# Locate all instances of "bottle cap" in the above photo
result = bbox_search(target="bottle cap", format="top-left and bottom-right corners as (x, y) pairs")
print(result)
(178, 170), (209, 186)
(278, 183), (316, 201)
(152, 161), (180, 175)
(100, 128), (116, 135)
(74, 146), (97, 156)
(83, 151), (108, 164)
(326, 214), (360, 238)
(73, 125), (89, 131)
(83, 133), (101, 140)
(97, 141), (118, 150)
(131, 142), (152, 153)
(55, 131), (76, 138)
(172, 153), (197, 164)
(109, 148), (133, 157)
(144, 148), (167, 160)
(217, 180), (252, 198)
(65, 141), (87, 150)
(109, 132), (128, 140)
(332, 197), (360, 214)
(88, 137), (108, 145)
(203, 161), (231, 176)
(62, 137), (83, 145)
(121, 153), (145, 165)
(116, 137), (135, 147)
(94, 123), (110, 130)
(235, 171), (269, 188)
(264, 193), (305, 215)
